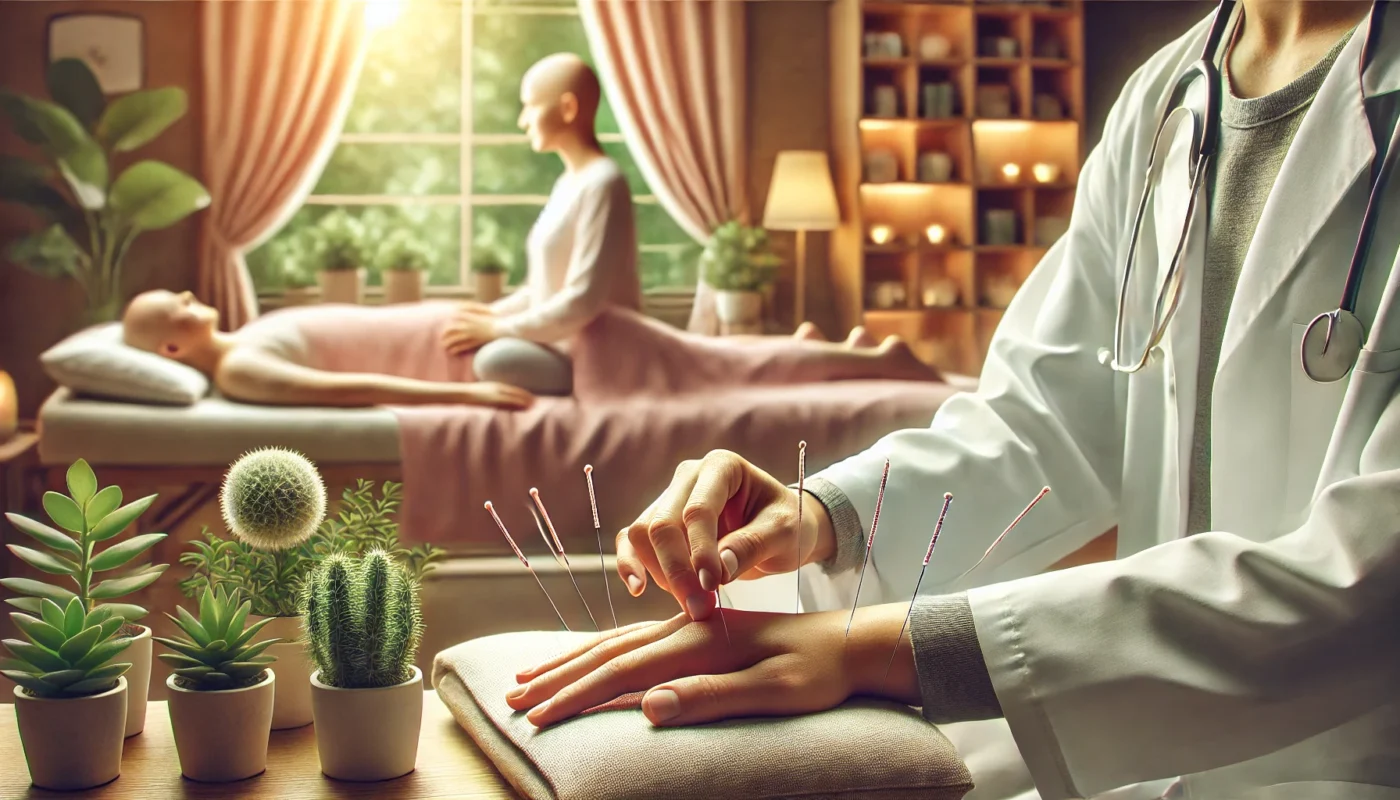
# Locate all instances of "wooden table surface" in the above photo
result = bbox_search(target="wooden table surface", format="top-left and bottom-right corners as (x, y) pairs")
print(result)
(1, 691), (521, 799)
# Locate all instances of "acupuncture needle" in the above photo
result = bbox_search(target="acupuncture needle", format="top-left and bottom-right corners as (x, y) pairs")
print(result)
(531, 488), (600, 631)
(795, 441), (807, 615)
(583, 465), (618, 630)
(845, 458), (892, 639)
(950, 486), (1051, 584)
(882, 493), (953, 688)
(485, 501), (571, 632)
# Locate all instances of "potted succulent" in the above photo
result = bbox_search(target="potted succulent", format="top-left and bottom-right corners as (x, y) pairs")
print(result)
(377, 228), (432, 305)
(470, 246), (507, 304)
(304, 550), (424, 781)
(312, 209), (367, 304)
(1, 598), (134, 789)
(265, 234), (317, 307)
(155, 586), (279, 782)
(701, 221), (782, 332)
(2, 458), (168, 738)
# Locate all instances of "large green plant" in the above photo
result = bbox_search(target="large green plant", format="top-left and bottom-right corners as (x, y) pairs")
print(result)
(2, 459), (168, 622)
(1, 597), (133, 698)
(302, 550), (422, 689)
(156, 587), (279, 691)
(0, 58), (211, 322)
(700, 221), (782, 293)
(179, 480), (445, 618)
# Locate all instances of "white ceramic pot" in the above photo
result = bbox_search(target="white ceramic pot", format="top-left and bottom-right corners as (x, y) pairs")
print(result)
(384, 269), (426, 305)
(250, 615), (314, 730)
(714, 290), (763, 326)
(311, 666), (423, 781)
(474, 271), (504, 303)
(14, 677), (127, 790)
(318, 268), (366, 304)
(166, 670), (274, 782)
(121, 625), (151, 737)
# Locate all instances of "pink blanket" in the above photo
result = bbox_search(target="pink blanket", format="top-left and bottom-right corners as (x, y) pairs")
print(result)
(284, 304), (964, 553)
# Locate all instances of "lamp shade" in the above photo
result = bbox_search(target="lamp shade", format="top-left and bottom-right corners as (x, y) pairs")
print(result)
(762, 151), (840, 231)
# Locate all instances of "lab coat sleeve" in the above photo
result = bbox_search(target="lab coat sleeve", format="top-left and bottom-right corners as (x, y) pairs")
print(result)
(493, 174), (636, 344)
(969, 384), (1400, 798)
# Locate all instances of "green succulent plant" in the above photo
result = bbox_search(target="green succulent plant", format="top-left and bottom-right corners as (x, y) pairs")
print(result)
(220, 447), (327, 552)
(302, 550), (423, 689)
(155, 586), (279, 691)
(2, 459), (167, 622)
(700, 220), (782, 293)
(376, 228), (433, 273)
(1, 597), (133, 698)
(311, 209), (367, 272)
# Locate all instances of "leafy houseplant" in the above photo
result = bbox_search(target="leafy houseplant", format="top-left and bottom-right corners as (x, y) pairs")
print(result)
(304, 550), (425, 781)
(471, 245), (508, 303)
(156, 587), (279, 782)
(0, 58), (211, 322)
(1, 598), (134, 789)
(264, 234), (317, 305)
(312, 209), (367, 304)
(2, 458), (168, 737)
(701, 221), (782, 331)
(376, 228), (433, 305)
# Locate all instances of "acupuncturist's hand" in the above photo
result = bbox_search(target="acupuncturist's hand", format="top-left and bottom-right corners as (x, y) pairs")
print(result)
(506, 606), (921, 728)
(443, 308), (501, 355)
(617, 450), (837, 621)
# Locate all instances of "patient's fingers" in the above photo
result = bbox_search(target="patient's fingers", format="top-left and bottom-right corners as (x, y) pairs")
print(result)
(642, 657), (815, 727)
(515, 619), (661, 682)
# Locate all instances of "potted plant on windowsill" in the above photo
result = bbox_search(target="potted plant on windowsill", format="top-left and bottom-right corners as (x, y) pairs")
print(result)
(377, 228), (433, 305)
(304, 550), (424, 782)
(701, 221), (782, 334)
(312, 209), (367, 304)
(2, 458), (168, 739)
(266, 234), (318, 307)
(1, 598), (135, 789)
(155, 586), (279, 782)
(471, 246), (507, 304)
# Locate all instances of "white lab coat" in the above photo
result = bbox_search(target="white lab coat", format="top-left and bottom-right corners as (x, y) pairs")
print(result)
(802, 8), (1400, 799)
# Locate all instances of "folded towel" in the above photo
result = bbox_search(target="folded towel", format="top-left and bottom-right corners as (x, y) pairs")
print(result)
(432, 631), (974, 800)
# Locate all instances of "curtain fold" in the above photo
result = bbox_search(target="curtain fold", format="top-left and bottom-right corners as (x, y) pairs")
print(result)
(198, 0), (370, 330)
(579, 0), (749, 335)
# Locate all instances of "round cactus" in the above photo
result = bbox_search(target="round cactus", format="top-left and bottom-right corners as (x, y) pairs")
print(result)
(220, 448), (327, 551)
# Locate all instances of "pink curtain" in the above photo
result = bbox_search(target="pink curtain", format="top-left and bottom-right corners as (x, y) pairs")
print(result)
(198, 1), (370, 330)
(579, 0), (749, 335)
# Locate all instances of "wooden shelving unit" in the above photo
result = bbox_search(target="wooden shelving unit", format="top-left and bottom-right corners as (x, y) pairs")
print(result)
(829, 0), (1084, 375)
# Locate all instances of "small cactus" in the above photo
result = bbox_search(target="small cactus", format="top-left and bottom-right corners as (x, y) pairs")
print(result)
(301, 550), (422, 689)
(220, 448), (326, 551)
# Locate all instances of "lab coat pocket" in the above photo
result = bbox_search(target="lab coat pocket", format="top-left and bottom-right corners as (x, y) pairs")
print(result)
(1285, 323), (1350, 510)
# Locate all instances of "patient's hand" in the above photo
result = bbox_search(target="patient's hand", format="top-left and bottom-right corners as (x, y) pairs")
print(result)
(456, 301), (496, 316)
(462, 381), (535, 410)
(505, 605), (920, 728)
(443, 310), (501, 355)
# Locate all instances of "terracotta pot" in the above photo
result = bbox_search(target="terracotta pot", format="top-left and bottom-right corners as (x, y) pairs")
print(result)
(166, 670), (274, 782)
(120, 625), (151, 737)
(250, 615), (314, 730)
(384, 269), (426, 305)
(14, 677), (127, 790)
(318, 268), (366, 304)
(473, 271), (504, 303)
(282, 287), (318, 307)
(311, 666), (423, 781)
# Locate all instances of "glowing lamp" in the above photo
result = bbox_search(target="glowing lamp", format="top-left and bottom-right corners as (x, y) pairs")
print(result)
(925, 224), (948, 245)
(1032, 163), (1062, 184)
(869, 225), (895, 245)
(0, 370), (15, 442)
(1000, 163), (1022, 183)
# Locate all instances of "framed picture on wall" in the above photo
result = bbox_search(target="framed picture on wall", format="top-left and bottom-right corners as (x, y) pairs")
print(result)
(47, 13), (145, 94)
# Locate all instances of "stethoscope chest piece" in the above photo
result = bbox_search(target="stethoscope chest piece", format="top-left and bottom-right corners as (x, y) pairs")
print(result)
(1301, 309), (1365, 383)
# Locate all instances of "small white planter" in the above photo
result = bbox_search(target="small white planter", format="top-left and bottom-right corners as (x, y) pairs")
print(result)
(14, 677), (127, 790)
(311, 666), (423, 781)
(121, 625), (151, 737)
(251, 615), (314, 730)
(715, 290), (763, 326)
(473, 271), (505, 303)
(318, 268), (366, 304)
(166, 670), (274, 782)
(384, 269), (426, 304)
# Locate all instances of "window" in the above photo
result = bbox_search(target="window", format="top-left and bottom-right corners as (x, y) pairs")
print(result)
(247, 0), (699, 296)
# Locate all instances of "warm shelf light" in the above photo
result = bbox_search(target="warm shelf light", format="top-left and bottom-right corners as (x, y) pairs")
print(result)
(1000, 163), (1021, 183)
(1032, 163), (1062, 184)
(925, 224), (948, 245)
(869, 225), (895, 245)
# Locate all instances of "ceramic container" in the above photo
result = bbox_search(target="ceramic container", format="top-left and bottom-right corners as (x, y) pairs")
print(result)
(311, 666), (423, 781)
(923, 277), (960, 308)
(166, 670), (275, 782)
(919, 33), (951, 60)
(120, 625), (151, 737)
(983, 209), (1019, 246)
(384, 269), (426, 305)
(919, 152), (953, 183)
(14, 678), (127, 791)
(474, 271), (505, 303)
(872, 85), (899, 118)
(715, 290), (763, 328)
(318, 268), (366, 304)
(250, 615), (314, 730)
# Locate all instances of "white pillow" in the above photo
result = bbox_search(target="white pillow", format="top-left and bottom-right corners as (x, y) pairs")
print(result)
(40, 323), (210, 405)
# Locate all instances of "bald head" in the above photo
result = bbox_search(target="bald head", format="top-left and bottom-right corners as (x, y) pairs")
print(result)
(518, 53), (601, 153)
(122, 289), (220, 364)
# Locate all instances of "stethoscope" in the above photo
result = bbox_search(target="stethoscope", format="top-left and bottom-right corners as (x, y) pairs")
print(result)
(1098, 0), (1397, 383)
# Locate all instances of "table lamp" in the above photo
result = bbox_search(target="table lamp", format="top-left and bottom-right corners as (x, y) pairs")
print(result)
(763, 151), (840, 327)
(0, 369), (15, 442)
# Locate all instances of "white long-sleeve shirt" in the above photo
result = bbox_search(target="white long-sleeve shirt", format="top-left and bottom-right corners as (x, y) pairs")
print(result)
(490, 157), (641, 344)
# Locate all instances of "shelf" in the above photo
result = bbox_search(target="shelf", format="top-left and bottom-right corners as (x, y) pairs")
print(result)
(862, 180), (971, 191)
(863, 57), (915, 67)
(973, 181), (1076, 190)
(974, 57), (1022, 67)
(973, 245), (1047, 254)
(860, 117), (969, 130)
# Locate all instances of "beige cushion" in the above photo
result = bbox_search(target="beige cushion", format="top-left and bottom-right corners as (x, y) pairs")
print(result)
(432, 631), (974, 800)
(40, 323), (209, 405)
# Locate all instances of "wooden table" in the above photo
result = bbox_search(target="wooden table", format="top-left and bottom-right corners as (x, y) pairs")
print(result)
(0, 691), (521, 799)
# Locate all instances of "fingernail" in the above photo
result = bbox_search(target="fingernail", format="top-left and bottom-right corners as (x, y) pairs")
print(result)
(644, 689), (680, 722)
(698, 568), (716, 592)
(507, 685), (526, 701)
(685, 593), (709, 621)
(626, 574), (643, 595)
(720, 550), (738, 583)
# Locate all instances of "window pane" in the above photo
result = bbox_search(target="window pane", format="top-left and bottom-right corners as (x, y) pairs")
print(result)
(315, 143), (460, 195)
(346, 0), (461, 133)
(471, 11), (620, 134)
(635, 202), (694, 246)
(472, 144), (561, 195)
(248, 204), (462, 291)
(640, 247), (701, 292)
